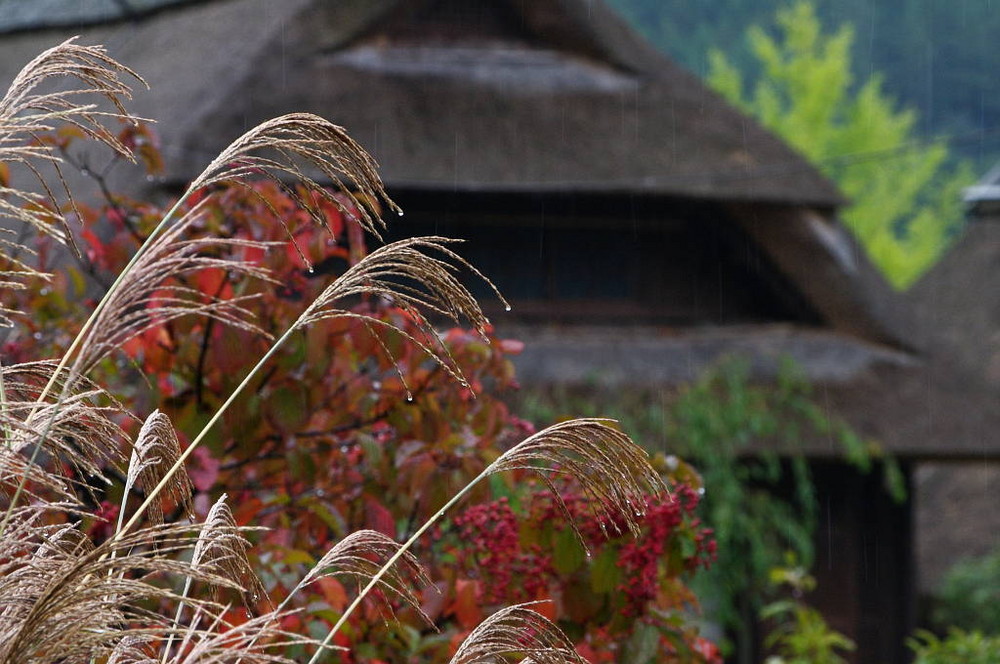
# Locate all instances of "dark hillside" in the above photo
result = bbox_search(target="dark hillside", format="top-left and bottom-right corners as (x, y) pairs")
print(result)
(608, 0), (1000, 166)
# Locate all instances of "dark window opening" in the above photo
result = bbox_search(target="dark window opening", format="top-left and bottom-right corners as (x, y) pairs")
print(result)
(382, 190), (825, 327)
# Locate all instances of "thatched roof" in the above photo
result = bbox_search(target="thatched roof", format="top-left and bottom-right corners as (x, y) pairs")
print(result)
(908, 222), (1000, 391)
(902, 164), (1000, 441)
(0, 0), (844, 206)
(511, 321), (999, 459)
(10, 0), (980, 458)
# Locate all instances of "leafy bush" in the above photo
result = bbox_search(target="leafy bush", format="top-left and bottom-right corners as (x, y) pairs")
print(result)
(0, 39), (720, 662)
(908, 629), (1000, 664)
(516, 359), (903, 660)
(933, 546), (1000, 634)
(761, 558), (855, 664)
(438, 478), (718, 662)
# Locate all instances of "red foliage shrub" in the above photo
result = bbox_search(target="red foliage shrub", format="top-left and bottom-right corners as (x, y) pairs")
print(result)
(4, 124), (720, 663)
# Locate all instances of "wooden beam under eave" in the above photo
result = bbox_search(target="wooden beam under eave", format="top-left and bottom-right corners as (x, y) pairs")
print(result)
(726, 202), (918, 352)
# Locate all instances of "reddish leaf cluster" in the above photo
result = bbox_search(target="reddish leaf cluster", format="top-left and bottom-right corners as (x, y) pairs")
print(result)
(450, 497), (554, 605)
(3, 124), (721, 662)
(434, 477), (717, 662)
(615, 487), (716, 615)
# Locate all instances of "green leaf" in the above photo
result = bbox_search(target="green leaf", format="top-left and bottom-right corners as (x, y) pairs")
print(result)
(358, 432), (382, 467)
(269, 386), (309, 431)
(552, 527), (586, 575)
(589, 548), (621, 595)
(280, 548), (316, 566)
(622, 622), (661, 664)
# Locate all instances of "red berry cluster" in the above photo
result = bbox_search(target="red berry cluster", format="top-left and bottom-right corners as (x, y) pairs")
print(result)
(86, 500), (121, 543)
(616, 486), (715, 615)
(451, 497), (554, 604)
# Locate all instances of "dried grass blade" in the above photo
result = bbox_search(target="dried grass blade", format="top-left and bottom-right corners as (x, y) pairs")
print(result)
(190, 494), (268, 609)
(488, 418), (665, 545)
(160, 607), (328, 664)
(0, 38), (146, 325)
(74, 200), (277, 374)
(299, 236), (507, 388)
(449, 603), (587, 664)
(298, 529), (432, 624)
(1, 360), (130, 506)
(108, 635), (157, 664)
(0, 521), (219, 664)
(0, 37), (144, 127)
(189, 113), (395, 248)
(124, 410), (195, 528)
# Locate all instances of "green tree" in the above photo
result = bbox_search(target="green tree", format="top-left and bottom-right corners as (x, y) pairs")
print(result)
(707, 0), (973, 289)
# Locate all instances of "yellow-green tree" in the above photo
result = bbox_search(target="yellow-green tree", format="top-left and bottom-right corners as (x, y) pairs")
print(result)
(708, 0), (972, 289)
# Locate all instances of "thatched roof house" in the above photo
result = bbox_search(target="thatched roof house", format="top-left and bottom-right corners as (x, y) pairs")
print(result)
(899, 168), (1000, 593)
(914, 168), (1000, 389)
(0, 0), (926, 419)
(5, 1), (985, 659)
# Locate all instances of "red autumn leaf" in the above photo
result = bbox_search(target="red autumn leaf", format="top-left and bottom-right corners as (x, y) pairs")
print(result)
(315, 576), (348, 612)
(105, 207), (126, 229)
(240, 243), (266, 265)
(194, 266), (232, 300)
(531, 596), (557, 621)
(231, 495), (264, 526)
(188, 446), (220, 492)
(220, 608), (250, 628)
(404, 456), (437, 498)
(81, 228), (108, 270)
(421, 582), (448, 622)
(364, 495), (395, 537)
(333, 630), (352, 651)
(447, 579), (482, 630)
(187, 189), (206, 206)
(499, 339), (525, 355)
(280, 614), (303, 633)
